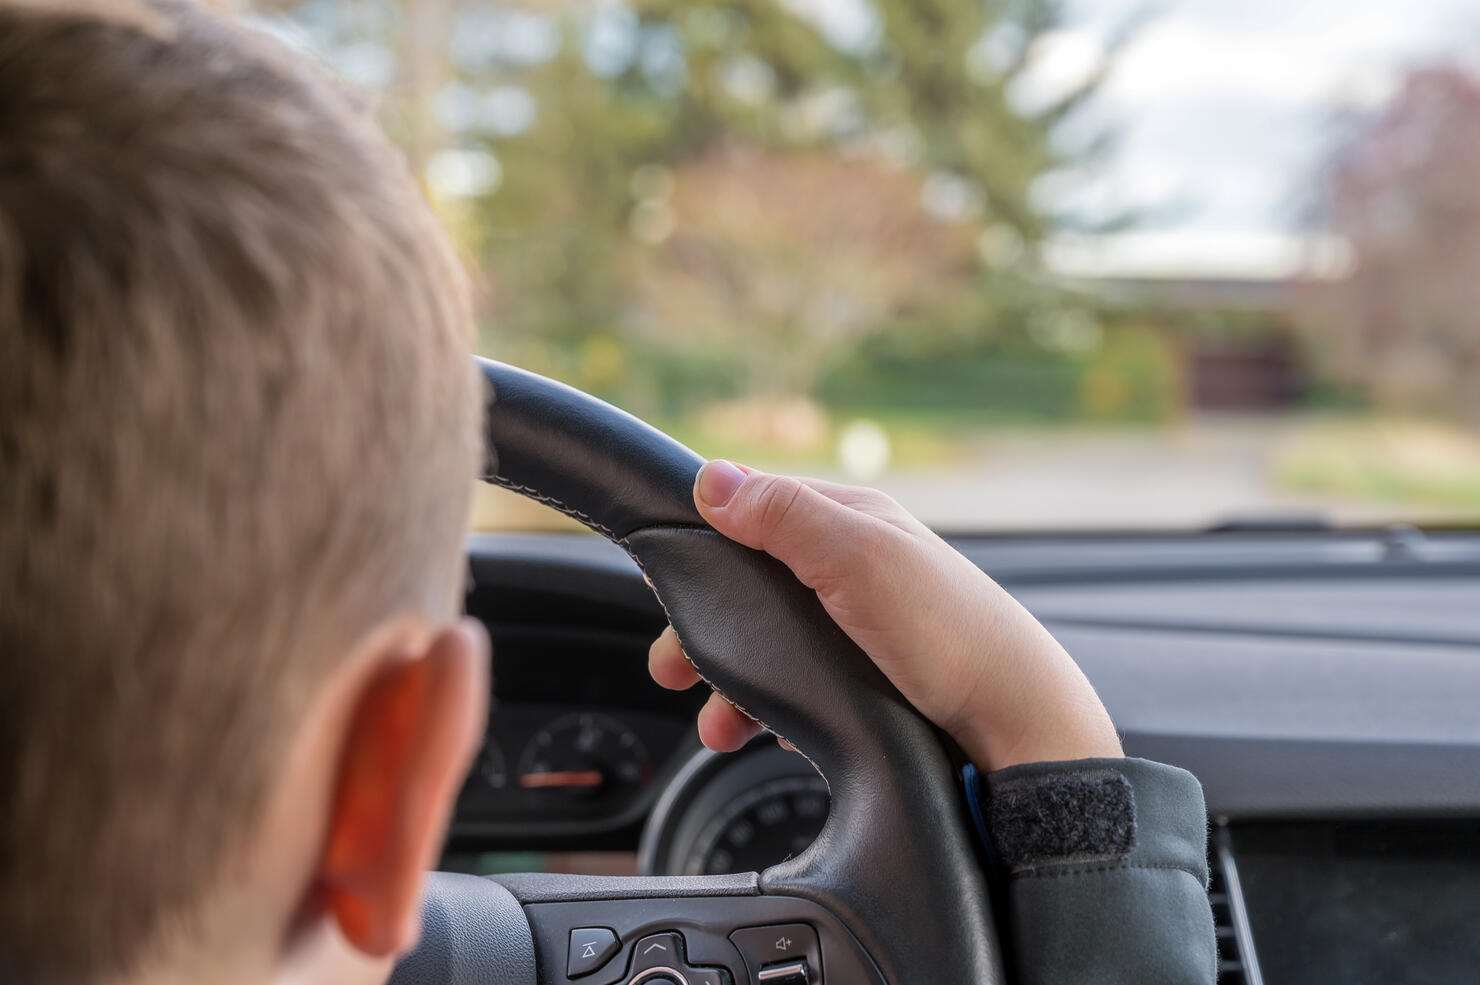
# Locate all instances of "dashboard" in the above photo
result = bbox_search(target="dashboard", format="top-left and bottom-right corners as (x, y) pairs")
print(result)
(446, 624), (703, 854)
(444, 527), (1480, 981)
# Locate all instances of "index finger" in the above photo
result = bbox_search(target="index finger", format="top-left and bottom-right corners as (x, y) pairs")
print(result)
(648, 624), (701, 691)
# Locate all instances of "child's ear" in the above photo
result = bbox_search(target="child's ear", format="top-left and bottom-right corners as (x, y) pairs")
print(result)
(316, 618), (490, 957)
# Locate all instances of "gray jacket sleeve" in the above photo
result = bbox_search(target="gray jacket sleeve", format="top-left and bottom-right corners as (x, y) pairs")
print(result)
(983, 756), (1217, 985)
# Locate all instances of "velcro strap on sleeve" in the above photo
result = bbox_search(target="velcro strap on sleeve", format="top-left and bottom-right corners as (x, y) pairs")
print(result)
(986, 768), (1137, 872)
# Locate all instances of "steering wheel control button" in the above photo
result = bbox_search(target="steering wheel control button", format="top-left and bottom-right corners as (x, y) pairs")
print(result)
(728, 924), (821, 985)
(756, 960), (810, 985)
(631, 932), (685, 973)
(569, 927), (621, 978)
(621, 932), (737, 985)
(687, 968), (732, 985)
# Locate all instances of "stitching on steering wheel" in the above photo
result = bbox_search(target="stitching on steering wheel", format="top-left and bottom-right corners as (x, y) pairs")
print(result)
(478, 471), (832, 796)
(484, 474), (622, 540)
(623, 533), (831, 798)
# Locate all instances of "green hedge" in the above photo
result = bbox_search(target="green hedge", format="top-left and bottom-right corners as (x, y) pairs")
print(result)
(818, 327), (1182, 424)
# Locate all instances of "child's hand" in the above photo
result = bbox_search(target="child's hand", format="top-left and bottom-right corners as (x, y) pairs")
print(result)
(648, 461), (1122, 771)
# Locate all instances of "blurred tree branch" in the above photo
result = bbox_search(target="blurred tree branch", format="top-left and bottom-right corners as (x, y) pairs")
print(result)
(1298, 65), (1480, 426)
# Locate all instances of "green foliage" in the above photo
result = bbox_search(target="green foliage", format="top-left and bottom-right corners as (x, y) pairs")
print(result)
(459, 0), (1116, 408)
(1078, 325), (1181, 423)
(821, 350), (1085, 420)
(821, 315), (1182, 424)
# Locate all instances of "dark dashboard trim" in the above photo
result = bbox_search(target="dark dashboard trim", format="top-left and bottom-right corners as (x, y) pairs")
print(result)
(1041, 614), (1480, 650)
(464, 530), (1480, 820)
(471, 528), (1480, 589)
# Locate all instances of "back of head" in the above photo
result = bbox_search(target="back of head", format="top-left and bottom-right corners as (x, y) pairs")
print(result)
(0, 2), (480, 981)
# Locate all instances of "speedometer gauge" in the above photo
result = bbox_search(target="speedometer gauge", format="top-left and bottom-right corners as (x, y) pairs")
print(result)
(516, 712), (652, 802)
(686, 774), (829, 875)
(476, 739), (508, 790)
(638, 744), (832, 877)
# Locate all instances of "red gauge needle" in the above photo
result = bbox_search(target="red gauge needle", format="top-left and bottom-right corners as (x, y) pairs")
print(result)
(518, 770), (605, 790)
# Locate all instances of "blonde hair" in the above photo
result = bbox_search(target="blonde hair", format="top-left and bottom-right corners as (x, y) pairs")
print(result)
(0, 1), (481, 980)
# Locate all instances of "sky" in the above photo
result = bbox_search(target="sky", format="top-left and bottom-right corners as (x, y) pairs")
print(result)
(1029, 0), (1480, 278)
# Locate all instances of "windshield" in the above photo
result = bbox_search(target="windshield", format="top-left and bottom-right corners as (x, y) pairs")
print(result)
(262, 0), (1480, 532)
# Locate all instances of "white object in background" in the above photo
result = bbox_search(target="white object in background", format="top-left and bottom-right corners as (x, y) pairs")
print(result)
(837, 419), (891, 479)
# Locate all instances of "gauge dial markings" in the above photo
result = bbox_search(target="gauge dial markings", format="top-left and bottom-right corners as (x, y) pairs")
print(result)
(686, 774), (830, 876)
(516, 712), (653, 802)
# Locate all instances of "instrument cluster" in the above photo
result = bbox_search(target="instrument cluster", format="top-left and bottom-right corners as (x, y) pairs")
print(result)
(454, 703), (691, 840)
(639, 742), (829, 877)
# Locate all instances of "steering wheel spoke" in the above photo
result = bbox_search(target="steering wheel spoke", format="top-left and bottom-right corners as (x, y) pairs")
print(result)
(511, 873), (881, 985)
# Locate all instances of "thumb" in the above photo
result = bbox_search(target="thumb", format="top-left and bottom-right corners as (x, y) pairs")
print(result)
(693, 461), (863, 589)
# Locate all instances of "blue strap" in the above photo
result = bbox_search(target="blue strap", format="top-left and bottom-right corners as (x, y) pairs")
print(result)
(963, 763), (991, 843)
(962, 763), (1004, 876)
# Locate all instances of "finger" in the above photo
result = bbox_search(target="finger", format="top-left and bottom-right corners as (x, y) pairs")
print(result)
(693, 462), (870, 590)
(648, 625), (701, 691)
(793, 476), (926, 534)
(791, 475), (890, 507)
(723, 469), (903, 519)
(697, 691), (763, 752)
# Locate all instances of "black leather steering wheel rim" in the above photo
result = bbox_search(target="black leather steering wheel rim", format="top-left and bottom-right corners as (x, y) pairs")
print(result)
(395, 359), (1005, 985)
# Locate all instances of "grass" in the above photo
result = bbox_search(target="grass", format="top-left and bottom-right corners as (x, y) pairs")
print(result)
(1274, 416), (1480, 513)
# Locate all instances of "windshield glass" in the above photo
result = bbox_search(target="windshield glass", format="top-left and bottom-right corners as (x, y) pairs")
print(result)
(262, 0), (1480, 532)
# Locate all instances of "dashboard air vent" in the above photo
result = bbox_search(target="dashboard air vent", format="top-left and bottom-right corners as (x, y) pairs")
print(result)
(1210, 856), (1245, 982)
(1210, 834), (1263, 985)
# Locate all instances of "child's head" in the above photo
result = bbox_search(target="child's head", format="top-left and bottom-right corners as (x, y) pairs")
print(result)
(0, 2), (489, 983)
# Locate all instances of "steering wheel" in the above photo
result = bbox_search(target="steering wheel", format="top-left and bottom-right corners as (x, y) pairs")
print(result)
(389, 359), (1005, 985)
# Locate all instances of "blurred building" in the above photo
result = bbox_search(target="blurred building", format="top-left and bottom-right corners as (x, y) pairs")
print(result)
(1076, 275), (1307, 413)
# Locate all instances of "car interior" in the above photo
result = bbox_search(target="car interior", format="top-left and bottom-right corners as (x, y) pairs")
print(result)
(16, 0), (1480, 982)
(452, 522), (1480, 984)
(396, 360), (1480, 985)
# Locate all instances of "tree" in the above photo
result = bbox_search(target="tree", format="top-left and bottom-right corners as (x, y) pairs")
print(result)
(1299, 66), (1480, 425)
(626, 146), (980, 398)
(463, 0), (1115, 406)
(259, 0), (1119, 410)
